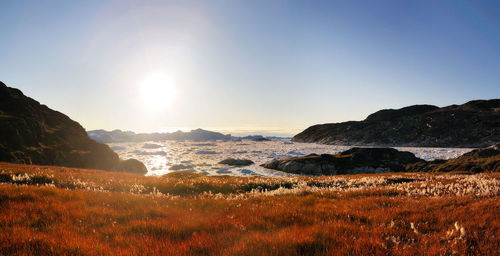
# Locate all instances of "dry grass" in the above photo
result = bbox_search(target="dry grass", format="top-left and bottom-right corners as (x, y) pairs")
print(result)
(0, 162), (499, 255)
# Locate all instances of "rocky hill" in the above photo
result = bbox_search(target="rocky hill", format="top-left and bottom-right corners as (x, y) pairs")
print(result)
(0, 81), (147, 174)
(87, 128), (283, 143)
(293, 100), (500, 147)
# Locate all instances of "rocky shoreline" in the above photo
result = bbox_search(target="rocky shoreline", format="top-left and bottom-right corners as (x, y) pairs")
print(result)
(261, 144), (499, 175)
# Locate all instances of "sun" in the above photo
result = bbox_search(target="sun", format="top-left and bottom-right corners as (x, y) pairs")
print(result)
(141, 73), (176, 110)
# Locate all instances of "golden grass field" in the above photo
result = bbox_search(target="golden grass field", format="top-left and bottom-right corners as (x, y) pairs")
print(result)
(0, 162), (499, 255)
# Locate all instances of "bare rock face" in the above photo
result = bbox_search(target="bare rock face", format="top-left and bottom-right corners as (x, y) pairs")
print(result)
(293, 100), (500, 147)
(261, 147), (424, 175)
(219, 158), (254, 166)
(0, 81), (147, 174)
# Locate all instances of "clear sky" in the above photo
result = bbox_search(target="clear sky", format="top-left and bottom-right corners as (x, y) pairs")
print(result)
(1, 0), (499, 136)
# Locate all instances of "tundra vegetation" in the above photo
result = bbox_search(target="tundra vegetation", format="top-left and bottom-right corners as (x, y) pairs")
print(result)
(0, 162), (499, 255)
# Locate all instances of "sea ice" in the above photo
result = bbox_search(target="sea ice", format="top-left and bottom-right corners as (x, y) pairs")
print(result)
(108, 140), (474, 177)
(143, 143), (162, 149)
(240, 169), (254, 174)
(196, 150), (218, 154)
(111, 146), (126, 151)
(287, 150), (305, 155)
(216, 168), (231, 174)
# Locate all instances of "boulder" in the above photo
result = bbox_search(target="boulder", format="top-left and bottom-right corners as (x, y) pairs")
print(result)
(261, 147), (424, 175)
(219, 158), (254, 166)
(117, 159), (148, 174)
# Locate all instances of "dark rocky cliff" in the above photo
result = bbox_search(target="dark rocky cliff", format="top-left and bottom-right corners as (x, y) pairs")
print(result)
(0, 81), (147, 174)
(293, 100), (500, 147)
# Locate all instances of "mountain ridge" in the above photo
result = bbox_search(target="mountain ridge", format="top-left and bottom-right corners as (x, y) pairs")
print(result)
(87, 129), (288, 143)
(293, 99), (500, 148)
(87, 128), (232, 143)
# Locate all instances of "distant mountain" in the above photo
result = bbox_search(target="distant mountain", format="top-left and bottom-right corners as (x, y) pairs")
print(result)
(293, 100), (500, 148)
(238, 135), (270, 141)
(0, 81), (147, 174)
(88, 128), (232, 143)
(87, 129), (291, 143)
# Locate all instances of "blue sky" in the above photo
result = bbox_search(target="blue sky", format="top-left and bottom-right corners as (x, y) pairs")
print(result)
(1, 0), (499, 136)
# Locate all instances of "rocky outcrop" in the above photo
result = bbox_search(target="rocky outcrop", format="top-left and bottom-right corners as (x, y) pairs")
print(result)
(407, 143), (500, 173)
(0, 81), (147, 174)
(219, 158), (254, 166)
(261, 147), (424, 175)
(117, 159), (148, 174)
(293, 100), (500, 147)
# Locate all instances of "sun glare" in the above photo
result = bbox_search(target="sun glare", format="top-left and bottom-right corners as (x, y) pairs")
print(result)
(141, 73), (176, 110)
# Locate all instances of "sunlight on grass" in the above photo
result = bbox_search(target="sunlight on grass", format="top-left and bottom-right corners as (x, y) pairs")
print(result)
(0, 162), (499, 255)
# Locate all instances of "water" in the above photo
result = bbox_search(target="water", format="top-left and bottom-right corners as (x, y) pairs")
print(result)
(108, 139), (474, 177)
